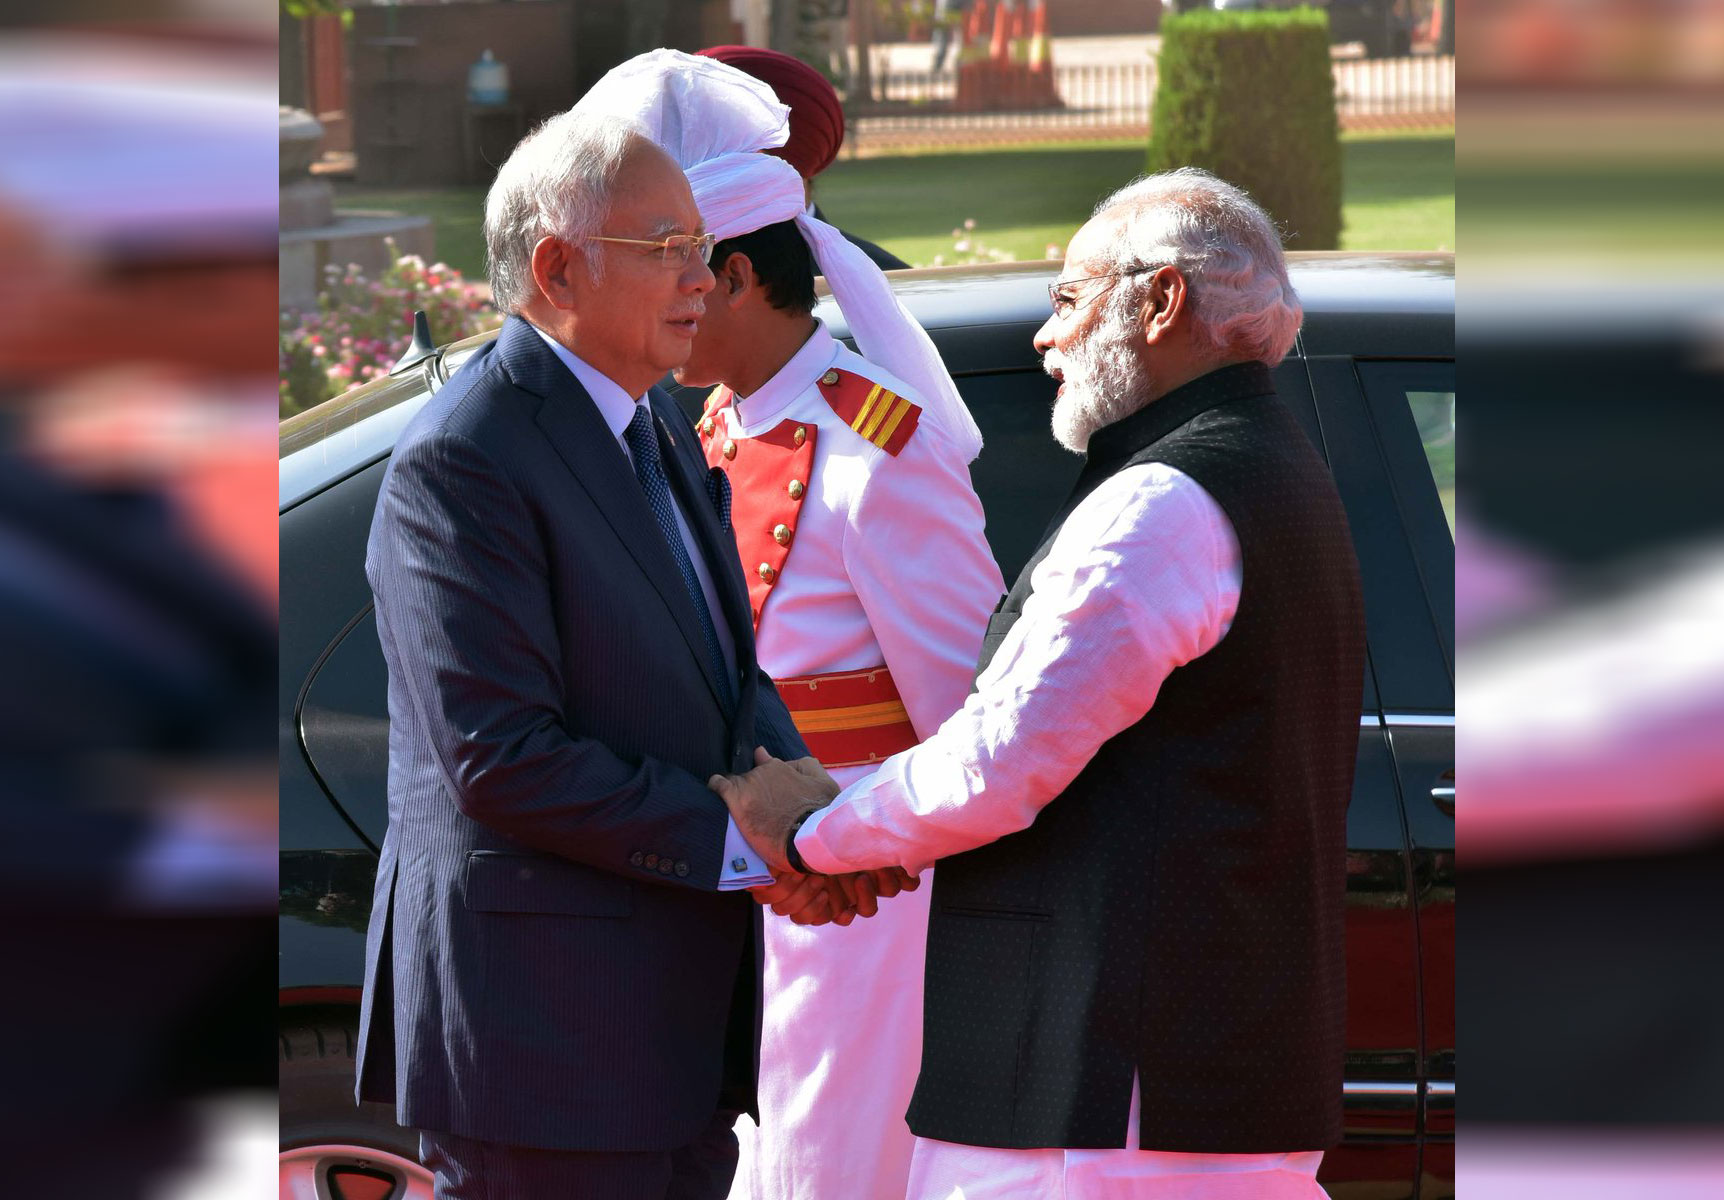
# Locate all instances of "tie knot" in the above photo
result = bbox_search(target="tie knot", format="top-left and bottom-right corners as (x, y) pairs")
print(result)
(625, 403), (660, 469)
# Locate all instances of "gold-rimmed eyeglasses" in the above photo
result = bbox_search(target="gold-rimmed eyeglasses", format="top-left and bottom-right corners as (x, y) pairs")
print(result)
(1047, 264), (1167, 319)
(585, 232), (718, 267)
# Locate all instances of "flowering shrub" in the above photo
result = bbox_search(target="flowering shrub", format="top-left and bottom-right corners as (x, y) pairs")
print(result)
(925, 217), (1017, 268)
(279, 241), (498, 418)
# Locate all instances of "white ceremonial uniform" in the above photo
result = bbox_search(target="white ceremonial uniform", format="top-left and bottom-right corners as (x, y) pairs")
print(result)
(796, 463), (1331, 1200)
(703, 321), (1004, 1200)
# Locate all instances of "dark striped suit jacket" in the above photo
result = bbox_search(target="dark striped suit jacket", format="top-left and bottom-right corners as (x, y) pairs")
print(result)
(356, 315), (806, 1152)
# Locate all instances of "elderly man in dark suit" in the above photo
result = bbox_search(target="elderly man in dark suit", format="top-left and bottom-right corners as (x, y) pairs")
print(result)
(355, 112), (828, 1199)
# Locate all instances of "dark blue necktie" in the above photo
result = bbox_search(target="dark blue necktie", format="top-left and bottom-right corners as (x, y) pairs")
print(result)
(624, 404), (734, 712)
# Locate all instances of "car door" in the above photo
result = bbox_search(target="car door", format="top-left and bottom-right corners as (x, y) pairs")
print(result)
(1274, 351), (1422, 1200)
(1356, 360), (1456, 1199)
(1307, 352), (1455, 1199)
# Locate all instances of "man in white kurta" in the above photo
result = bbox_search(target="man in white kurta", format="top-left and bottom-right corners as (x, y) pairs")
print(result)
(712, 170), (1354, 1198)
(570, 50), (1004, 1200)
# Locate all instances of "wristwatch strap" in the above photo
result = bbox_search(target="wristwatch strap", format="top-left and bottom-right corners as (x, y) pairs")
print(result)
(785, 807), (817, 874)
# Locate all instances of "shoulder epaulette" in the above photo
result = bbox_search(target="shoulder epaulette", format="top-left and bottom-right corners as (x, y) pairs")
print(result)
(815, 367), (921, 457)
(700, 385), (732, 421)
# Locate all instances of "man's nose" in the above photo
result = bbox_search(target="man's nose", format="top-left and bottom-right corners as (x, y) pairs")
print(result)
(682, 255), (716, 294)
(1032, 313), (1058, 355)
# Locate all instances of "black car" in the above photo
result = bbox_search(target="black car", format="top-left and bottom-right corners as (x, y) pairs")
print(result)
(281, 253), (1455, 1200)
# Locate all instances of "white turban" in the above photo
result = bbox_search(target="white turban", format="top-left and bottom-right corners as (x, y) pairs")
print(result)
(574, 49), (983, 462)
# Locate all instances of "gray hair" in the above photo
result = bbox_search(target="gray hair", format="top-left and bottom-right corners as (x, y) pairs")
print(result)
(483, 111), (647, 314)
(1088, 168), (1302, 366)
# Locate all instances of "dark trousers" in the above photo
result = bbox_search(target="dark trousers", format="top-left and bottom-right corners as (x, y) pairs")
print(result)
(421, 1109), (742, 1200)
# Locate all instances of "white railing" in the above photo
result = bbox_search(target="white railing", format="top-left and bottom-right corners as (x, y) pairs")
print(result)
(850, 55), (1455, 141)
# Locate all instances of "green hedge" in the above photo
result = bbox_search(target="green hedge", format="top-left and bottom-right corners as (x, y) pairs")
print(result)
(1146, 8), (1342, 250)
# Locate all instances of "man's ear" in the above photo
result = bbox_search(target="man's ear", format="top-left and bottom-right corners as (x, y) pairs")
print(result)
(716, 251), (755, 307)
(530, 235), (583, 310)
(1141, 266), (1189, 345)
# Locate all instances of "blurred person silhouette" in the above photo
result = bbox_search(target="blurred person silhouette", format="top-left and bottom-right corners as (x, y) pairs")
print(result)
(0, 30), (276, 1195)
(1462, 296), (1724, 1194)
(931, 0), (970, 72)
(696, 44), (912, 270)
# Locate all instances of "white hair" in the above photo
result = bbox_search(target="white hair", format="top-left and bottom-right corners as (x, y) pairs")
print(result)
(483, 111), (647, 314)
(1088, 168), (1302, 366)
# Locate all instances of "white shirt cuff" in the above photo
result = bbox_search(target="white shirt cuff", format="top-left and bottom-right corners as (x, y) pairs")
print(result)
(793, 801), (848, 875)
(718, 816), (775, 890)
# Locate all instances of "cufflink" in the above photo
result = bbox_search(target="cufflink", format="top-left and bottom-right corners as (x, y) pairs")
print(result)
(731, 857), (748, 873)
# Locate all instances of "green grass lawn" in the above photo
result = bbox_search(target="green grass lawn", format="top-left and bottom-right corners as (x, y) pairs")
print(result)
(337, 128), (1452, 281)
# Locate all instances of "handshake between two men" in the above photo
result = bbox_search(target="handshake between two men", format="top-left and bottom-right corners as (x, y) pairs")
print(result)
(709, 748), (919, 927)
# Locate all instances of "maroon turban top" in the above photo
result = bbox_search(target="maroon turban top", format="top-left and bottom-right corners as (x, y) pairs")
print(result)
(695, 45), (845, 179)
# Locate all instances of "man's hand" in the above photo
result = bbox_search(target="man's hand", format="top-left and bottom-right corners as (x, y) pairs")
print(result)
(750, 874), (850, 927)
(828, 867), (922, 919)
(749, 867), (920, 927)
(708, 747), (839, 875)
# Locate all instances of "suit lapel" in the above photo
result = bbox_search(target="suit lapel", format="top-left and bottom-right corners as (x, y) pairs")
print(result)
(501, 319), (728, 713)
(652, 389), (755, 690)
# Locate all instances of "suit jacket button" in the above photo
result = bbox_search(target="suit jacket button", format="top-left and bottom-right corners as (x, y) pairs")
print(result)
(644, 853), (659, 870)
(675, 861), (690, 877)
(657, 859), (674, 875)
(722, 439), (737, 460)
(629, 851), (644, 867)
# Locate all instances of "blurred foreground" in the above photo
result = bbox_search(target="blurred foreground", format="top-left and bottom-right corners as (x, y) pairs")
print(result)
(1459, 0), (1724, 1192)
(0, 7), (275, 1197)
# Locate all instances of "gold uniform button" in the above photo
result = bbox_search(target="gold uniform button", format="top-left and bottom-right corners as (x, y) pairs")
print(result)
(758, 563), (777, 584)
(820, 369), (840, 386)
(700, 418), (714, 436)
(773, 524), (792, 546)
(722, 439), (737, 460)
(788, 479), (805, 500)
(793, 426), (807, 447)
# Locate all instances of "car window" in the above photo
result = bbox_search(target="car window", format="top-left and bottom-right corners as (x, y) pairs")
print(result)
(1407, 389), (1456, 537)
(1357, 360), (1456, 676)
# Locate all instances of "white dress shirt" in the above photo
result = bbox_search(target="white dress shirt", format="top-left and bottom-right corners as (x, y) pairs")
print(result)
(530, 326), (766, 887)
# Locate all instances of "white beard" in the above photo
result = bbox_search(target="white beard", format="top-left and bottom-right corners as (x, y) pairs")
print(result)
(1045, 315), (1148, 453)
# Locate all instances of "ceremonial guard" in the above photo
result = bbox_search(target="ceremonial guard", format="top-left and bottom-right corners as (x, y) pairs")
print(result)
(697, 304), (1001, 1200)
(573, 52), (1003, 1199)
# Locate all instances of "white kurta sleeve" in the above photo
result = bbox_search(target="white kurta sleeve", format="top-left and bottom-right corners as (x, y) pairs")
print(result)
(798, 463), (1243, 875)
(842, 423), (1006, 738)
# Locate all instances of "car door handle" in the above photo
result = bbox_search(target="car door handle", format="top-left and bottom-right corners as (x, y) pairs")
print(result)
(1432, 768), (1455, 816)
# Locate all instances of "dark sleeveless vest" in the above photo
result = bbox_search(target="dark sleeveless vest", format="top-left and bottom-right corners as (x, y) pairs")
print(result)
(906, 362), (1365, 1153)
